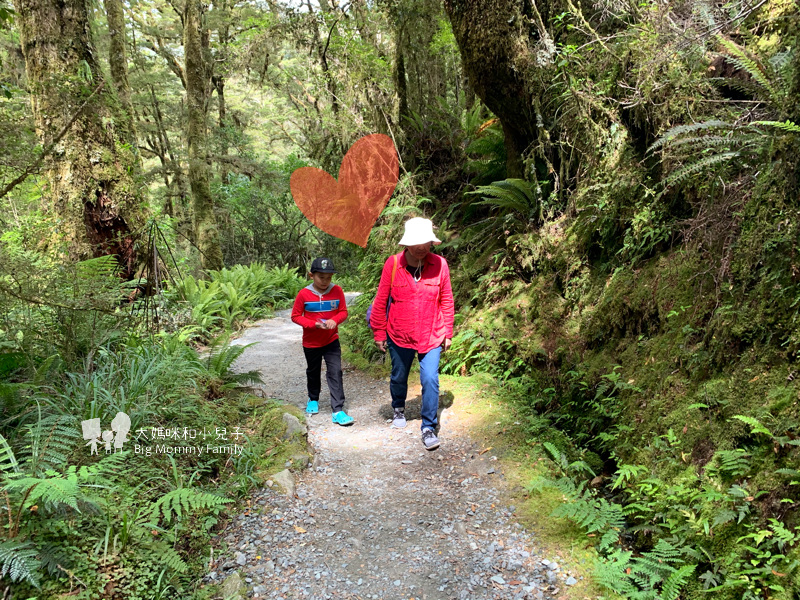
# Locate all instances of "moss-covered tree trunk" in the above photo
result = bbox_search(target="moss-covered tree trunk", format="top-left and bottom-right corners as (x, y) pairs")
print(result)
(442, 0), (541, 178)
(104, 0), (137, 147)
(184, 0), (224, 272)
(13, 0), (143, 278)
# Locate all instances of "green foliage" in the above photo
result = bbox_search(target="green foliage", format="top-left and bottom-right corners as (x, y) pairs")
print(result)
(203, 338), (263, 389)
(0, 539), (40, 588)
(595, 541), (696, 600)
(144, 488), (230, 527)
(166, 262), (305, 339)
(651, 43), (797, 196)
(462, 179), (544, 250)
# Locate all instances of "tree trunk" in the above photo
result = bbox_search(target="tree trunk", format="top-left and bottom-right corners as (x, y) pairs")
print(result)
(184, 0), (224, 272)
(13, 0), (143, 278)
(395, 39), (409, 127)
(213, 74), (228, 182)
(104, 0), (136, 147)
(443, 0), (540, 178)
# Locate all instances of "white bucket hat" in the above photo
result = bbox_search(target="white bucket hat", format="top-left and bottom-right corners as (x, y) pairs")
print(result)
(398, 217), (441, 246)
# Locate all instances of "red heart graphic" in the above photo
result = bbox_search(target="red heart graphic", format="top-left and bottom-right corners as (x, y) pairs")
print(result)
(290, 134), (399, 248)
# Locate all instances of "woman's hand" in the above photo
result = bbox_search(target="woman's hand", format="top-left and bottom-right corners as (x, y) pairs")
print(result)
(442, 338), (452, 351)
(376, 340), (387, 352)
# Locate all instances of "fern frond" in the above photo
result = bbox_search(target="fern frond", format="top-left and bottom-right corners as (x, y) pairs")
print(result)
(713, 449), (752, 477)
(4, 474), (80, 511)
(661, 151), (739, 190)
(731, 414), (772, 436)
(0, 539), (41, 587)
(75, 255), (120, 279)
(20, 414), (80, 476)
(158, 545), (189, 573)
(660, 564), (696, 600)
(754, 120), (800, 134)
(144, 488), (230, 525)
(0, 432), (19, 476)
(717, 37), (781, 102)
(649, 121), (731, 152)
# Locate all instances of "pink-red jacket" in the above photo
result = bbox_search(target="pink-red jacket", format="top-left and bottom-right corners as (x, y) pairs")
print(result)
(370, 251), (454, 353)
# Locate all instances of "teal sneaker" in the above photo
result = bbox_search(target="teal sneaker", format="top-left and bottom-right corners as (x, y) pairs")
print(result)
(331, 411), (354, 426)
(306, 400), (319, 415)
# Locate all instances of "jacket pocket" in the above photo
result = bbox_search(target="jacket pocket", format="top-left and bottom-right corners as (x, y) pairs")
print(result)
(390, 280), (412, 302)
(421, 280), (440, 302)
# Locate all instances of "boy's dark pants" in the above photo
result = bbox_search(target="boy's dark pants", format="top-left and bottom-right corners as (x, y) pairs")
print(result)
(303, 339), (345, 412)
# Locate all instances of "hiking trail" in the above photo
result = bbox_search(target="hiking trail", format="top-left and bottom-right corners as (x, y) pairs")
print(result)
(210, 296), (575, 600)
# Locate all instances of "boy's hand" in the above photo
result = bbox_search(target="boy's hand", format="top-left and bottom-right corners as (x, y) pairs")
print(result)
(376, 340), (387, 352)
(323, 319), (336, 330)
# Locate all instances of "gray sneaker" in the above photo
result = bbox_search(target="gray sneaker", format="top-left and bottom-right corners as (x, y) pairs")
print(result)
(392, 408), (407, 428)
(422, 428), (440, 450)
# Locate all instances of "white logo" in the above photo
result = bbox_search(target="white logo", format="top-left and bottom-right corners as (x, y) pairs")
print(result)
(321, 259), (328, 269)
(82, 412), (130, 455)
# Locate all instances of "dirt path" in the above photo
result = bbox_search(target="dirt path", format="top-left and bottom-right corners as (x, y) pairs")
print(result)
(213, 299), (573, 600)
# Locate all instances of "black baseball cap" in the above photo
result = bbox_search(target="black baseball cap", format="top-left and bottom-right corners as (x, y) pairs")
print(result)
(310, 257), (336, 273)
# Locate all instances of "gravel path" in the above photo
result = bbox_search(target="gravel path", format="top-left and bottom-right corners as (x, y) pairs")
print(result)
(212, 298), (573, 600)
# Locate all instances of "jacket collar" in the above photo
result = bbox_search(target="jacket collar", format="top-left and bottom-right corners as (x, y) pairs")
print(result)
(398, 249), (434, 270)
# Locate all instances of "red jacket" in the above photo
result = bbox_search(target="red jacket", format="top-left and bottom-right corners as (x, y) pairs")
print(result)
(291, 284), (348, 348)
(370, 251), (454, 353)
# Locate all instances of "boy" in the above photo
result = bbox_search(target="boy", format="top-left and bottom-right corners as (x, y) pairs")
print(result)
(291, 258), (353, 425)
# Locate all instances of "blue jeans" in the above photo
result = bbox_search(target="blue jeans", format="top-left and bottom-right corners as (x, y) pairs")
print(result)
(387, 336), (442, 431)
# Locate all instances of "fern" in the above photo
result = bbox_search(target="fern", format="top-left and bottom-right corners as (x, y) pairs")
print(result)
(0, 539), (40, 588)
(4, 472), (80, 511)
(0, 432), (19, 475)
(650, 42), (796, 192)
(595, 540), (695, 600)
(717, 37), (784, 103)
(75, 255), (120, 279)
(19, 414), (80, 476)
(204, 340), (263, 386)
(714, 449), (752, 477)
(551, 490), (626, 550)
(660, 151), (739, 189)
(753, 119), (800, 133)
(731, 414), (772, 437)
(660, 564), (697, 600)
(144, 488), (230, 526)
(648, 120), (732, 152)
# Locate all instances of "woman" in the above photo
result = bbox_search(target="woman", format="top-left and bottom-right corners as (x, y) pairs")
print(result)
(370, 217), (454, 450)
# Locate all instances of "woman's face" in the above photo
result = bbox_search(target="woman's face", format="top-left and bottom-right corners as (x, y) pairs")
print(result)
(406, 243), (431, 261)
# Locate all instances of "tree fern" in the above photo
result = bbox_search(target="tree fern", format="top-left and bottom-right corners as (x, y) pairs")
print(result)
(0, 539), (40, 588)
(143, 488), (230, 526)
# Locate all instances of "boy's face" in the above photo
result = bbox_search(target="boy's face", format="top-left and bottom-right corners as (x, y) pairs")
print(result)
(310, 272), (333, 292)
